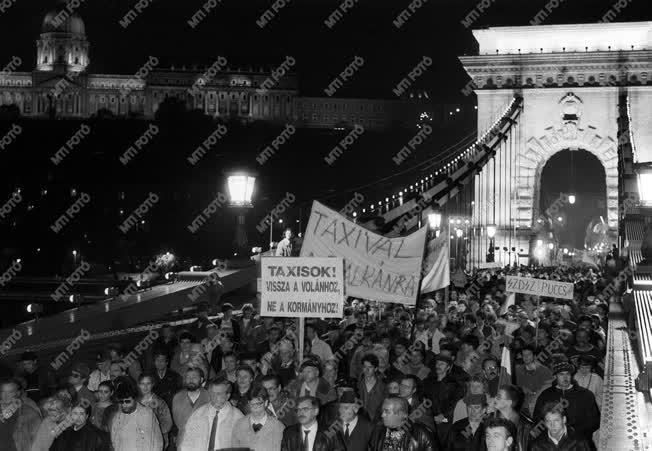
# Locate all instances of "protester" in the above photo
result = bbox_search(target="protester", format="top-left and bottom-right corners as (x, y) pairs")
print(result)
(533, 362), (600, 442)
(231, 385), (285, 451)
(445, 393), (487, 450)
(275, 228), (294, 257)
(88, 353), (112, 393)
(31, 395), (70, 451)
(51, 402), (110, 451)
(179, 378), (244, 450)
(367, 397), (438, 451)
(110, 382), (163, 451)
(171, 367), (209, 446)
(528, 401), (592, 450)
(261, 374), (298, 427)
(358, 354), (386, 423)
(280, 396), (340, 451)
(0, 377), (41, 451)
(484, 417), (518, 451)
(150, 350), (181, 409)
(90, 381), (113, 430)
(137, 374), (172, 449)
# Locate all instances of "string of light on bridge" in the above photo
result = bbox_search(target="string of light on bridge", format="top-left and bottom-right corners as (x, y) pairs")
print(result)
(355, 98), (519, 219)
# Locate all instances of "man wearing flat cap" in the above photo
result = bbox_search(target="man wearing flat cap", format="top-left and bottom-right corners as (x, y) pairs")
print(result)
(287, 360), (337, 405)
(330, 390), (373, 451)
(533, 362), (600, 443)
(445, 393), (487, 450)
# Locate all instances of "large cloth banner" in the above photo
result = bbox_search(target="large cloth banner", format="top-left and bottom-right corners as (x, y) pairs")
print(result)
(300, 201), (428, 305)
(420, 231), (449, 295)
(505, 275), (574, 300)
(260, 257), (345, 318)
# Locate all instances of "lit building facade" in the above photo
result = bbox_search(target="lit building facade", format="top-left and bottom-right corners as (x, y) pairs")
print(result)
(0, 6), (416, 129)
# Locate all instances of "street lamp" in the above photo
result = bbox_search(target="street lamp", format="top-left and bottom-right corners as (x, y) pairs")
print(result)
(428, 212), (441, 229)
(72, 250), (78, 266)
(226, 170), (256, 253)
(487, 225), (496, 262)
(568, 194), (576, 205)
(547, 243), (554, 250)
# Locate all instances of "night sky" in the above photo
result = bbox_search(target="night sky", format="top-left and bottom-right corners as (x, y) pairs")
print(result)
(1, 0), (651, 102)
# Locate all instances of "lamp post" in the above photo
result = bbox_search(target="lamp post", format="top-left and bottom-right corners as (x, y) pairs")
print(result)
(456, 228), (463, 269)
(487, 225), (496, 262)
(428, 212), (441, 237)
(226, 170), (256, 255)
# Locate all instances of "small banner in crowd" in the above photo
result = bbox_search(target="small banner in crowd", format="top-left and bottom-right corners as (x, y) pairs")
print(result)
(505, 275), (574, 300)
(260, 257), (344, 318)
(300, 201), (428, 305)
(420, 231), (449, 295)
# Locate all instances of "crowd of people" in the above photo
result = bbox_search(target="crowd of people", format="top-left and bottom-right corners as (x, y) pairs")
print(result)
(0, 260), (620, 451)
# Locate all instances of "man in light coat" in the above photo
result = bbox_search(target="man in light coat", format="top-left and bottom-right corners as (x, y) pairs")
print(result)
(179, 378), (244, 451)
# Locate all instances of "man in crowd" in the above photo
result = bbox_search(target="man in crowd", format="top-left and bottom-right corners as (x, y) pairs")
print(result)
(15, 352), (53, 403)
(529, 402), (592, 450)
(358, 354), (385, 423)
(68, 362), (96, 410)
(51, 402), (110, 451)
(171, 367), (209, 446)
(332, 389), (373, 451)
(88, 352), (112, 393)
(306, 323), (334, 364)
(484, 417), (517, 451)
(367, 397), (439, 450)
(515, 344), (553, 415)
(445, 393), (487, 450)
(110, 382), (163, 451)
(281, 396), (339, 451)
(0, 377), (41, 451)
(150, 349), (181, 409)
(180, 378), (244, 450)
(398, 374), (435, 431)
(287, 360), (337, 405)
(533, 362), (600, 442)
(261, 374), (298, 427)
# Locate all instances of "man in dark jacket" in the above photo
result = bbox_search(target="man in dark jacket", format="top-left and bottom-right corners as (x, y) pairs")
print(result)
(330, 390), (373, 451)
(281, 396), (343, 451)
(528, 401), (592, 451)
(151, 349), (181, 408)
(51, 402), (110, 451)
(445, 394), (487, 451)
(424, 354), (464, 444)
(261, 374), (298, 427)
(367, 397), (439, 451)
(533, 362), (599, 442)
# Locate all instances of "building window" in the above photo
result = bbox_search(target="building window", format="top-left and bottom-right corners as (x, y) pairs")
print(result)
(110, 97), (116, 103)
(100, 95), (105, 103)
(44, 56), (48, 64)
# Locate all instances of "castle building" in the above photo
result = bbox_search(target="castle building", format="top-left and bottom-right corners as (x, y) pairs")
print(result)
(0, 4), (416, 129)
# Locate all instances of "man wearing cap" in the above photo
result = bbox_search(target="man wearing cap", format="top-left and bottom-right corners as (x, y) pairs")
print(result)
(88, 352), (112, 393)
(533, 362), (599, 443)
(424, 354), (464, 444)
(287, 360), (337, 405)
(331, 390), (372, 451)
(68, 362), (96, 411)
(445, 393), (487, 450)
(15, 351), (54, 404)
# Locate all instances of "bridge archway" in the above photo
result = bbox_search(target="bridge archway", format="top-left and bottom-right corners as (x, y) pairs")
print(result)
(538, 149), (607, 250)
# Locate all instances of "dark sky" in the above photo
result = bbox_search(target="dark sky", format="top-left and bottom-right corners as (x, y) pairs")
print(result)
(1, 0), (651, 101)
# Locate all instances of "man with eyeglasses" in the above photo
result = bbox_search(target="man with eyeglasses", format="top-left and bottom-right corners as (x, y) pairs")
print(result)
(179, 378), (244, 451)
(232, 385), (285, 451)
(261, 374), (297, 426)
(281, 396), (341, 451)
(109, 382), (163, 451)
(68, 362), (96, 412)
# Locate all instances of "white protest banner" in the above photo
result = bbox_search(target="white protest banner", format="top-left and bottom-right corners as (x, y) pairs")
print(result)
(261, 257), (344, 318)
(300, 201), (427, 305)
(478, 261), (502, 269)
(505, 275), (574, 300)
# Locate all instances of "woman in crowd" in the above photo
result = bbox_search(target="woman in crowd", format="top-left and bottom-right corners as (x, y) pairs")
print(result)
(90, 381), (114, 430)
(138, 374), (172, 449)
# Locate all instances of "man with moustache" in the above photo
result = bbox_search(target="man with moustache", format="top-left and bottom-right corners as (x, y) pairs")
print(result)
(109, 382), (163, 451)
(180, 378), (245, 451)
(171, 367), (209, 446)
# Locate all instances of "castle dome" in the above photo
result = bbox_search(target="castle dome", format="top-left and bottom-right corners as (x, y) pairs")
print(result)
(41, 3), (86, 35)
